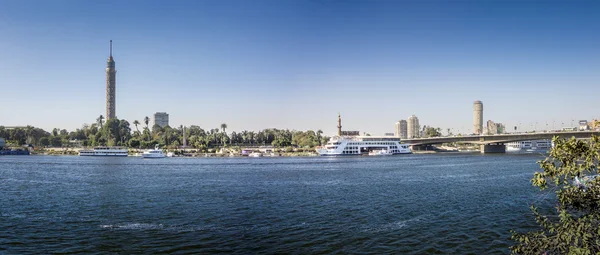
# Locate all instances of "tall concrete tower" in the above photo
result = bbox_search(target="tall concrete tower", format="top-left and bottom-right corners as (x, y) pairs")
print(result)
(337, 113), (342, 136)
(473, 100), (483, 135)
(407, 115), (420, 138)
(106, 40), (117, 120)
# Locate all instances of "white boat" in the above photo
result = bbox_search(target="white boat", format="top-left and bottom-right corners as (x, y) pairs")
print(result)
(142, 145), (165, 158)
(316, 136), (412, 156)
(79, 146), (128, 157)
(369, 149), (393, 156)
(506, 140), (553, 152)
(249, 152), (262, 157)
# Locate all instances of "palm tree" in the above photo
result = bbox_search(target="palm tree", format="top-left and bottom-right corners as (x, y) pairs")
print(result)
(97, 115), (104, 129)
(143, 116), (150, 141)
(133, 120), (140, 135)
(221, 123), (227, 133)
(317, 129), (323, 145)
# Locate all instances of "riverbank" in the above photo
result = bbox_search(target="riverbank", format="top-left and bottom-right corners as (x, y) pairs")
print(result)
(30, 148), (320, 157)
(31, 147), (475, 157)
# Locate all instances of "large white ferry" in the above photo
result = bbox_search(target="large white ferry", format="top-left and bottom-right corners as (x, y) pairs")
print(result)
(79, 147), (128, 157)
(316, 136), (411, 156)
(506, 140), (553, 152)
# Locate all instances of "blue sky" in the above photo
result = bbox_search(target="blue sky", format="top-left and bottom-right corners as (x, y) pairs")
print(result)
(1, 0), (599, 135)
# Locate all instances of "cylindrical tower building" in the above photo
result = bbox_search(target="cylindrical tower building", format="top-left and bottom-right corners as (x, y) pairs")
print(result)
(407, 115), (420, 138)
(473, 100), (483, 135)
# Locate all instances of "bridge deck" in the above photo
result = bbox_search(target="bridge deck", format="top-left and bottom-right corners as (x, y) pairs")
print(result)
(403, 131), (600, 146)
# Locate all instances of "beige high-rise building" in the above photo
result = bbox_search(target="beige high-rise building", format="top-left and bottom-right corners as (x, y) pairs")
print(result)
(407, 115), (420, 138)
(395, 120), (408, 139)
(473, 100), (483, 135)
(106, 40), (117, 120)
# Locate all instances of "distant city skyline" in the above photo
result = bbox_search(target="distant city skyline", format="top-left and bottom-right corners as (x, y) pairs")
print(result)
(1, 0), (599, 136)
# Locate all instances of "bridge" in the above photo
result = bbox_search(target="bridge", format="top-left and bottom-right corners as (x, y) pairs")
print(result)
(402, 131), (600, 153)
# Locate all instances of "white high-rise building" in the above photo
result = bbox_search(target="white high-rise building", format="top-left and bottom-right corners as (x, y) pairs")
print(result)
(407, 115), (420, 138)
(395, 120), (408, 139)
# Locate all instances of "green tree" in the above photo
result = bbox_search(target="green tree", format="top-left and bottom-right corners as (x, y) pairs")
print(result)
(50, 136), (62, 147)
(97, 115), (104, 129)
(425, 127), (442, 137)
(129, 138), (140, 148)
(221, 123), (227, 133)
(511, 136), (600, 254)
(133, 120), (140, 135)
(317, 129), (323, 146)
(144, 116), (150, 141)
(39, 137), (50, 147)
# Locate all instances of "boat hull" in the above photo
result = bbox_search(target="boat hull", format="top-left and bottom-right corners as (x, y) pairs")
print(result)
(79, 154), (128, 157)
(142, 154), (165, 158)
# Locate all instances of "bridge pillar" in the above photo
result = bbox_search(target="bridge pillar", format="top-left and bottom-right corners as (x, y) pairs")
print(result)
(480, 143), (505, 154)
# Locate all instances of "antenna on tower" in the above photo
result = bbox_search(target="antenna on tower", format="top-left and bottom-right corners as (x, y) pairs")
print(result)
(110, 40), (113, 57)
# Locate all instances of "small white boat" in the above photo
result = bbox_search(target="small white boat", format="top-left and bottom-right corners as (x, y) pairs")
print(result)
(142, 145), (165, 158)
(574, 175), (599, 188)
(249, 152), (262, 157)
(166, 152), (175, 157)
(369, 149), (393, 156)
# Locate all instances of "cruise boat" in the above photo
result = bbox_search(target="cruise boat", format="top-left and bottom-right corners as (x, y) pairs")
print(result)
(506, 140), (553, 152)
(316, 136), (411, 156)
(79, 147), (128, 157)
(142, 145), (165, 158)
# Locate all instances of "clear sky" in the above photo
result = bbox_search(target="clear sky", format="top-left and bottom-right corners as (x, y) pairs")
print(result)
(1, 0), (599, 136)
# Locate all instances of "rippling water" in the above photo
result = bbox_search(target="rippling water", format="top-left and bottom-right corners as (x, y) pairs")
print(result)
(0, 154), (553, 254)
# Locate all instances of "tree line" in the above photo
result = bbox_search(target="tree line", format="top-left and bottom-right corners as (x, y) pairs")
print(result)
(0, 115), (329, 150)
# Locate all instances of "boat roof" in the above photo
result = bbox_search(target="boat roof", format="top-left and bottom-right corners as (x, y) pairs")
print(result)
(331, 136), (401, 141)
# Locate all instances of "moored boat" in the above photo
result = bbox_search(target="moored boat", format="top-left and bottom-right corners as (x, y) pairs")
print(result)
(79, 147), (128, 157)
(249, 152), (262, 157)
(142, 145), (165, 158)
(506, 140), (553, 152)
(317, 136), (411, 156)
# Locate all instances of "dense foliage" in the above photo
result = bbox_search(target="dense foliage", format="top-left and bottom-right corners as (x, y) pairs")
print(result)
(0, 116), (329, 150)
(424, 126), (442, 137)
(511, 136), (600, 254)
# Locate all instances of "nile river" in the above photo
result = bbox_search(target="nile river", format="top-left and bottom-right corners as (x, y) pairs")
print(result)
(0, 154), (552, 254)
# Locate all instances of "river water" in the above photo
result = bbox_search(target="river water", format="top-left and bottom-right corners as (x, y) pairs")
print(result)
(0, 153), (553, 254)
